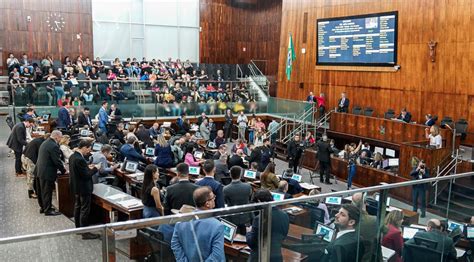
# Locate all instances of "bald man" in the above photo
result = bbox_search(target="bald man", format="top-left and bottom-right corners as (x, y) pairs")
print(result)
(352, 193), (381, 262)
(273, 180), (292, 199)
(405, 218), (457, 259)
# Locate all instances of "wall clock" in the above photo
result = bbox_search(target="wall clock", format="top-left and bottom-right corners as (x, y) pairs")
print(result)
(46, 13), (66, 32)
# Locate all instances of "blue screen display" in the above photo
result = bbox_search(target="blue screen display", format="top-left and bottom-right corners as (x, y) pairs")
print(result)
(317, 12), (397, 66)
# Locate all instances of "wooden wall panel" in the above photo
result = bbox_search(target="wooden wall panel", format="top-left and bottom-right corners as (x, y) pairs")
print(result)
(199, 0), (282, 76)
(276, 0), (474, 139)
(1, 0), (93, 75)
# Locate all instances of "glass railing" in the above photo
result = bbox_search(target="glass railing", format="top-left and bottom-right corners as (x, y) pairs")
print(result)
(0, 172), (472, 261)
(6, 79), (310, 120)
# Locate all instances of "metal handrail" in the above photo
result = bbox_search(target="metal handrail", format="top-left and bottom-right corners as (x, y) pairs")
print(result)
(250, 60), (265, 76)
(432, 149), (461, 205)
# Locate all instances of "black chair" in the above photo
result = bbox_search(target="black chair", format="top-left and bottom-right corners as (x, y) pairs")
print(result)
(139, 227), (175, 262)
(363, 107), (374, 116)
(384, 109), (395, 119)
(440, 116), (453, 128)
(297, 203), (326, 228)
(352, 106), (362, 115)
(366, 198), (379, 216)
(454, 119), (468, 140)
(282, 235), (328, 261)
(402, 242), (446, 262)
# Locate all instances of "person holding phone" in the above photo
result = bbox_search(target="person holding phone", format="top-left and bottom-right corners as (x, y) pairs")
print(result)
(410, 160), (430, 218)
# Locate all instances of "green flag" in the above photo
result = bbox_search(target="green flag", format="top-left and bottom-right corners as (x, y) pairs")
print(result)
(286, 34), (296, 80)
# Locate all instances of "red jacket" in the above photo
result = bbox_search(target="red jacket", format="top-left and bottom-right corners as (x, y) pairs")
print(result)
(382, 224), (403, 262)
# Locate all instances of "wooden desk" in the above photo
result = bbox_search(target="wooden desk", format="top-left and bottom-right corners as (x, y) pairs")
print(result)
(224, 242), (308, 261)
(56, 175), (74, 218)
(281, 205), (311, 229)
(286, 224), (314, 242)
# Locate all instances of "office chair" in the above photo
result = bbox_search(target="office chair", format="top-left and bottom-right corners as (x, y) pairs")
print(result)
(384, 110), (395, 119)
(352, 106), (362, 115)
(440, 116), (453, 128)
(454, 119), (468, 140)
(139, 227), (175, 262)
(403, 242), (446, 262)
(363, 107), (374, 116)
(220, 177), (232, 186)
(282, 235), (328, 261)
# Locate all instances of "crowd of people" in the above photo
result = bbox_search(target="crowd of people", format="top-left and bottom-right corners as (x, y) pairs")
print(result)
(6, 54), (257, 110)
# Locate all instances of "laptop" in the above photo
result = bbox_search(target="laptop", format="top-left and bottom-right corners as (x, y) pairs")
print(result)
(315, 222), (336, 242)
(374, 195), (391, 206)
(92, 142), (103, 151)
(325, 196), (342, 205)
(447, 220), (465, 233)
(291, 174), (302, 182)
(124, 161), (139, 173)
(207, 141), (217, 149)
(42, 114), (50, 121)
(194, 151), (204, 159)
(189, 166), (200, 176)
(466, 225), (474, 239)
(243, 170), (257, 180)
(80, 129), (90, 137)
(144, 147), (155, 157)
(220, 219), (246, 243)
(402, 226), (421, 240)
(271, 192), (285, 201)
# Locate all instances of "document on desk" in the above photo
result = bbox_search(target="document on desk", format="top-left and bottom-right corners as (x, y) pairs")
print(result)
(106, 193), (128, 201)
(382, 246), (396, 261)
(300, 183), (320, 190)
(117, 199), (143, 208)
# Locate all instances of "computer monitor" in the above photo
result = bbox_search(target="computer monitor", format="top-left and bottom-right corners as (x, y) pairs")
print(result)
(414, 236), (438, 249)
(162, 121), (171, 128)
(92, 142), (103, 151)
(207, 141), (217, 149)
(80, 129), (89, 137)
(388, 158), (399, 167)
(382, 159), (390, 169)
(189, 166), (200, 176)
(42, 114), (50, 121)
(220, 219), (237, 243)
(243, 170), (257, 180)
(125, 161), (139, 173)
(325, 196), (342, 205)
(271, 192), (285, 201)
(385, 148), (396, 157)
(145, 147), (155, 157)
(447, 220), (465, 233)
(402, 226), (420, 239)
(291, 174), (302, 182)
(374, 147), (384, 155)
(466, 226), (474, 239)
(315, 222), (336, 242)
(194, 151), (203, 159)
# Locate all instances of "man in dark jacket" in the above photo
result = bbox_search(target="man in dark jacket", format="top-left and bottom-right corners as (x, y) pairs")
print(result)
(195, 160), (224, 208)
(410, 160), (430, 218)
(69, 140), (99, 239)
(223, 166), (252, 234)
(7, 118), (35, 176)
(317, 134), (334, 184)
(228, 149), (248, 169)
(245, 144), (261, 171)
(56, 104), (71, 129)
(287, 134), (303, 173)
(35, 130), (67, 216)
(77, 107), (92, 128)
(22, 133), (49, 198)
(164, 163), (199, 215)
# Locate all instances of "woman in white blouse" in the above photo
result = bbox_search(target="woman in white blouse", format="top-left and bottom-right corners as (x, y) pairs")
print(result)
(59, 135), (74, 163)
(425, 125), (442, 149)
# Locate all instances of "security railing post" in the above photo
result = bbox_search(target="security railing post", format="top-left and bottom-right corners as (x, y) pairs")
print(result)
(105, 228), (116, 262)
(259, 204), (272, 262)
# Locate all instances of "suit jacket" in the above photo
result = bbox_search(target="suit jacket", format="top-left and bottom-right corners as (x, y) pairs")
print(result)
(317, 140), (333, 163)
(337, 98), (350, 113)
(23, 137), (46, 164)
(213, 160), (229, 183)
(171, 217), (225, 262)
(69, 151), (95, 195)
(228, 155), (248, 169)
(246, 207), (289, 262)
(108, 108), (122, 121)
(35, 138), (66, 181)
(322, 231), (364, 262)
(358, 211), (382, 262)
(425, 118), (436, 126)
(57, 106), (71, 129)
(164, 180), (199, 215)
(120, 143), (146, 163)
(98, 107), (108, 130)
(77, 112), (92, 127)
(245, 148), (261, 169)
(398, 112), (412, 123)
(136, 128), (154, 147)
(7, 122), (27, 152)
(287, 140), (302, 160)
(410, 167), (430, 190)
(223, 180), (253, 225)
(196, 177), (224, 208)
(405, 230), (457, 260)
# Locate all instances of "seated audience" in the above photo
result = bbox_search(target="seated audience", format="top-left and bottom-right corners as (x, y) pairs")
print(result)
(223, 166), (252, 234)
(281, 169), (303, 195)
(246, 189), (289, 262)
(213, 155), (230, 183)
(260, 163), (279, 190)
(184, 145), (204, 167)
(382, 210), (404, 262)
(149, 122), (161, 138)
(307, 189), (330, 224)
(153, 135), (174, 168)
(135, 124), (154, 148)
(213, 144), (228, 160)
(164, 163), (199, 215)
(371, 152), (384, 169)
(120, 136), (147, 164)
(195, 160), (224, 208)
(141, 164), (164, 218)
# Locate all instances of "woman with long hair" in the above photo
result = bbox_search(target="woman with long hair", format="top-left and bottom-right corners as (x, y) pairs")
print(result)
(141, 164), (164, 218)
(154, 135), (174, 168)
(260, 163), (279, 190)
(344, 141), (362, 190)
(59, 135), (74, 162)
(425, 124), (442, 149)
(382, 210), (404, 262)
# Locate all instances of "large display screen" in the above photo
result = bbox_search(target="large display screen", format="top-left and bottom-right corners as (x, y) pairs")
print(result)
(317, 12), (398, 66)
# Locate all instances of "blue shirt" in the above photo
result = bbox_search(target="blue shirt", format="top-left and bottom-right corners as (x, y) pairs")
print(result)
(171, 217), (225, 262)
(120, 143), (146, 163)
(195, 177), (225, 208)
(98, 107), (108, 130)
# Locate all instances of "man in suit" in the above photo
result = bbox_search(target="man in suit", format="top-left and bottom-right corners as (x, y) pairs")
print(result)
(337, 92), (350, 113)
(273, 181), (292, 199)
(22, 133), (49, 198)
(306, 91), (315, 103)
(69, 140), (99, 239)
(164, 163), (199, 215)
(246, 189), (289, 262)
(149, 122), (161, 139)
(245, 143), (262, 170)
(352, 192), (382, 262)
(98, 101), (108, 133)
(287, 134), (303, 173)
(317, 134), (334, 184)
(135, 124), (154, 147)
(120, 136), (147, 164)
(35, 130), (67, 216)
(196, 112), (207, 126)
(7, 118), (35, 176)
(199, 118), (210, 141)
(214, 154), (230, 183)
(56, 104), (71, 129)
(171, 186), (225, 261)
(77, 107), (92, 128)
(322, 204), (364, 262)
(425, 114), (436, 126)
(405, 219), (457, 260)
(397, 108), (412, 123)
(108, 103), (122, 122)
(223, 166), (252, 234)
(228, 149), (248, 169)
(212, 144), (227, 160)
(410, 160), (430, 217)
(196, 160), (224, 208)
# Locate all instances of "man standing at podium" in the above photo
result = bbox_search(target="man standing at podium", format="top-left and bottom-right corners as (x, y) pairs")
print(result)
(337, 92), (349, 113)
